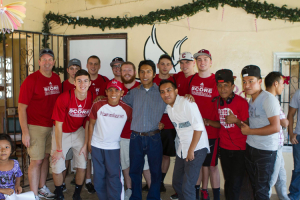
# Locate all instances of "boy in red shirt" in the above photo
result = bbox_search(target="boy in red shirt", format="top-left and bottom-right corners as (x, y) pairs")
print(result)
(51, 69), (93, 200)
(62, 58), (81, 92)
(204, 69), (249, 200)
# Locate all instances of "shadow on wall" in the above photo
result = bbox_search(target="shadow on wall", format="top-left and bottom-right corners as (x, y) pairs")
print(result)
(287, 39), (300, 51)
(87, 0), (111, 5)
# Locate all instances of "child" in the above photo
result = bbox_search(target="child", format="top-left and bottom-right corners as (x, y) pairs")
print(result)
(88, 79), (132, 200)
(0, 134), (23, 200)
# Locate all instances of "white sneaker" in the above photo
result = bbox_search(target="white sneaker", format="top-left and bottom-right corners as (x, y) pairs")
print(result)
(124, 188), (132, 200)
(35, 196), (40, 200)
(38, 185), (55, 199)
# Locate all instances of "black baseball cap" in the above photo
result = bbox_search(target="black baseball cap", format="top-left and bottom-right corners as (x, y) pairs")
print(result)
(241, 65), (261, 78)
(68, 58), (81, 68)
(39, 48), (54, 58)
(215, 69), (234, 83)
(110, 57), (124, 67)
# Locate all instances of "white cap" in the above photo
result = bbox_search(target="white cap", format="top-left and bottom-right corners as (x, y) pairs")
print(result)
(178, 52), (194, 62)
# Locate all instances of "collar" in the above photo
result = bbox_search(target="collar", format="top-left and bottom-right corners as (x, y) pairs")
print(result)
(140, 83), (157, 91)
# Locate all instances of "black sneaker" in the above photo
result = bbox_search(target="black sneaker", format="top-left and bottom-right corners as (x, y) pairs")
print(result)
(72, 194), (82, 200)
(170, 193), (178, 200)
(160, 182), (166, 192)
(201, 189), (210, 200)
(85, 182), (96, 194)
(70, 176), (76, 186)
(142, 185), (149, 192)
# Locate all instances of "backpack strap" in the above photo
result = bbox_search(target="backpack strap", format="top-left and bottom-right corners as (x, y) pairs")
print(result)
(188, 73), (197, 88)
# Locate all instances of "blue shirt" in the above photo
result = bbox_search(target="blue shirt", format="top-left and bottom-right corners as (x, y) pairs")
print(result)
(122, 83), (166, 132)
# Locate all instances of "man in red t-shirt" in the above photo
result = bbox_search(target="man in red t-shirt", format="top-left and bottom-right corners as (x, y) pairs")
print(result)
(119, 61), (151, 199)
(62, 58), (81, 92)
(173, 52), (196, 96)
(51, 69), (93, 200)
(85, 55), (109, 193)
(189, 49), (220, 200)
(204, 69), (249, 200)
(18, 48), (61, 199)
(110, 57), (124, 82)
(153, 55), (177, 193)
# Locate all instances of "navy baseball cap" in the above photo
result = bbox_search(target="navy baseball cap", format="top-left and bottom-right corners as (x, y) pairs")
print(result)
(215, 69), (234, 83)
(110, 57), (124, 67)
(39, 48), (54, 58)
(68, 58), (81, 68)
(241, 65), (261, 78)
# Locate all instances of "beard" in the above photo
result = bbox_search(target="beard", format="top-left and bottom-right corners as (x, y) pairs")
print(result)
(121, 74), (136, 84)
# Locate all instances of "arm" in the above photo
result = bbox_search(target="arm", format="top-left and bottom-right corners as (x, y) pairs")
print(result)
(15, 176), (22, 194)
(280, 118), (289, 128)
(241, 115), (280, 136)
(0, 188), (14, 196)
(186, 130), (202, 162)
(287, 106), (298, 144)
(203, 118), (221, 128)
(18, 103), (30, 148)
(88, 118), (96, 153)
(51, 121), (64, 164)
(79, 120), (89, 160)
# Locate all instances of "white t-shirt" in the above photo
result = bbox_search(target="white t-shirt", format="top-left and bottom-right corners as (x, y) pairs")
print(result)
(290, 89), (300, 135)
(166, 95), (210, 159)
(247, 90), (280, 151)
(89, 99), (132, 150)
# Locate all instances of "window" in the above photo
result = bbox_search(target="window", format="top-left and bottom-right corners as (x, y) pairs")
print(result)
(0, 57), (12, 99)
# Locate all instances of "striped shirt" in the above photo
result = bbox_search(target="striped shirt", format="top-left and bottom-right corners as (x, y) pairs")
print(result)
(122, 83), (166, 132)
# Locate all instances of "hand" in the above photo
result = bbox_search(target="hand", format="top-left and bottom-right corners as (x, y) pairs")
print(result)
(158, 122), (164, 130)
(184, 94), (195, 103)
(280, 118), (289, 128)
(241, 121), (251, 135)
(51, 151), (65, 165)
(290, 133), (299, 145)
(186, 150), (194, 162)
(15, 186), (22, 194)
(22, 132), (30, 148)
(203, 118), (209, 126)
(1, 188), (14, 195)
(93, 95), (106, 103)
(79, 145), (88, 161)
(225, 110), (237, 124)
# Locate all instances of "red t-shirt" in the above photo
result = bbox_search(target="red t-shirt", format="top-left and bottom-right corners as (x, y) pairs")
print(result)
(189, 74), (220, 139)
(18, 71), (61, 127)
(217, 95), (249, 150)
(173, 71), (195, 96)
(121, 81), (140, 139)
(153, 75), (175, 129)
(62, 79), (75, 93)
(89, 74), (109, 98)
(52, 90), (93, 133)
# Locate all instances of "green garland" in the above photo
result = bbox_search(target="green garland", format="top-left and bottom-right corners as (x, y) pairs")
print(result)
(43, 0), (300, 34)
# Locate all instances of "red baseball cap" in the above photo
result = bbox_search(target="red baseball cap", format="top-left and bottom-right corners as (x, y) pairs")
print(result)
(106, 79), (123, 91)
(193, 49), (212, 60)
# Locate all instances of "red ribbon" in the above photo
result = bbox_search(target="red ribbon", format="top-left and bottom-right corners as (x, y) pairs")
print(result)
(283, 76), (290, 85)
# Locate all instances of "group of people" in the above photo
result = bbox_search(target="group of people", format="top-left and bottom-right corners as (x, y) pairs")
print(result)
(0, 47), (300, 200)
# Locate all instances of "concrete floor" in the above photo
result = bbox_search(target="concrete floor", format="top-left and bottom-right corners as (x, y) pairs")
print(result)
(23, 174), (281, 200)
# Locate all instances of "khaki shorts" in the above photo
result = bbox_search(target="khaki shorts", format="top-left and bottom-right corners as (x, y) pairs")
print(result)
(27, 125), (52, 160)
(120, 138), (149, 171)
(51, 126), (87, 174)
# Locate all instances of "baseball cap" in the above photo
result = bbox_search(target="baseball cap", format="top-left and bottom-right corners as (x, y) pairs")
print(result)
(68, 58), (81, 68)
(241, 65), (261, 78)
(39, 48), (54, 58)
(178, 52), (194, 62)
(193, 49), (212, 60)
(215, 69), (234, 83)
(106, 79), (123, 91)
(110, 57), (124, 67)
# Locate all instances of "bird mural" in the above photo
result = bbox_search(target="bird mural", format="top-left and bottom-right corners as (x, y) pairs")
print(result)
(144, 25), (188, 73)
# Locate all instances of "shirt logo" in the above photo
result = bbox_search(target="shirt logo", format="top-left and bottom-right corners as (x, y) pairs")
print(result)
(95, 88), (100, 95)
(179, 121), (191, 128)
(249, 106), (260, 118)
(69, 108), (90, 117)
(43, 82), (60, 96)
(99, 111), (124, 118)
(191, 82), (213, 97)
(218, 108), (235, 129)
(78, 105), (82, 108)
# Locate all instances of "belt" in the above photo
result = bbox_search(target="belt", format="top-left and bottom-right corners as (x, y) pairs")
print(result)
(132, 129), (160, 136)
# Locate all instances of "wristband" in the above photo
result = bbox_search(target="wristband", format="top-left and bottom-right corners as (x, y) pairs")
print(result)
(56, 150), (62, 152)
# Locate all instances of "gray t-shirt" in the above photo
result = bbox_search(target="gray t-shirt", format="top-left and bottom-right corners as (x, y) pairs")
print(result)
(247, 90), (280, 151)
(290, 89), (300, 135)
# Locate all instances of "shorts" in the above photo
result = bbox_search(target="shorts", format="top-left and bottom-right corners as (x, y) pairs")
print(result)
(51, 126), (87, 174)
(120, 138), (149, 171)
(161, 129), (176, 157)
(27, 125), (52, 160)
(202, 138), (219, 167)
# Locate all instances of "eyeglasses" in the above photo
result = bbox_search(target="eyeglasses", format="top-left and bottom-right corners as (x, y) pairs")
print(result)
(112, 64), (122, 68)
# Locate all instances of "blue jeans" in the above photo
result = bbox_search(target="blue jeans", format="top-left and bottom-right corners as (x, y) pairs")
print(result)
(129, 132), (162, 200)
(289, 135), (300, 200)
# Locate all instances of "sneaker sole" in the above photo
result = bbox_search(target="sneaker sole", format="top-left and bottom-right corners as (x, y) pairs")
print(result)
(38, 194), (55, 199)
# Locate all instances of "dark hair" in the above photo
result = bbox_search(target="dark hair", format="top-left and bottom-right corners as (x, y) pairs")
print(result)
(121, 61), (136, 72)
(138, 60), (156, 75)
(75, 69), (91, 81)
(158, 54), (173, 65)
(0, 134), (14, 154)
(159, 79), (177, 91)
(87, 55), (101, 64)
(265, 71), (283, 88)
